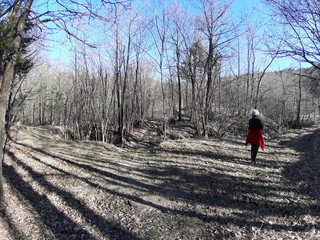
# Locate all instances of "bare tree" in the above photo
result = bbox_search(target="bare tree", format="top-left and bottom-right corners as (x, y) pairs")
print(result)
(166, 4), (192, 121)
(193, 0), (237, 136)
(148, 2), (170, 137)
(0, 0), (129, 211)
(264, 0), (320, 70)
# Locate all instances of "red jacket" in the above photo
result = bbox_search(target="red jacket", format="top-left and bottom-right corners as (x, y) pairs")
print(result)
(246, 129), (265, 150)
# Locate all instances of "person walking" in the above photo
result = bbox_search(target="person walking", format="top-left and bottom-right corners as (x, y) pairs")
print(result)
(245, 109), (264, 165)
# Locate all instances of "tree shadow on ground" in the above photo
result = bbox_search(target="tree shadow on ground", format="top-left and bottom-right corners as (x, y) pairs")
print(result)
(3, 148), (143, 240)
(12, 141), (315, 232)
(279, 128), (320, 213)
(5, 128), (319, 239)
(0, 205), (22, 240)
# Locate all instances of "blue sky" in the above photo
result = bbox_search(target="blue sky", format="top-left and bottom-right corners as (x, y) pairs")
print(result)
(231, 0), (309, 71)
(233, 0), (262, 16)
(44, 0), (308, 72)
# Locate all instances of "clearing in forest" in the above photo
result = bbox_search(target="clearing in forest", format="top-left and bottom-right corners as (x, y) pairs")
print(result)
(0, 125), (319, 240)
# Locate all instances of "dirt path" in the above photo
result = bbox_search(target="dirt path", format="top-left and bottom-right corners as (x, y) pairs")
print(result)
(0, 126), (319, 240)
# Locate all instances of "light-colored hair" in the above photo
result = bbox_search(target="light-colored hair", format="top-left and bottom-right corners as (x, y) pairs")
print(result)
(252, 109), (259, 116)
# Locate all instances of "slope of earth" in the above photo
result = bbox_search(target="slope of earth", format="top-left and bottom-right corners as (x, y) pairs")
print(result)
(0, 125), (319, 240)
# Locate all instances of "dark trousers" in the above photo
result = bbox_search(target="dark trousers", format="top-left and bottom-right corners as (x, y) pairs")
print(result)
(251, 144), (259, 162)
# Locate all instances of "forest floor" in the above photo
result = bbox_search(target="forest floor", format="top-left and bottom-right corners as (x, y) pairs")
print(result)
(0, 123), (320, 240)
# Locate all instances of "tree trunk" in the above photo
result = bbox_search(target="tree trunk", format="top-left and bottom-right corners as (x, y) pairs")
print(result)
(204, 39), (215, 137)
(0, 0), (34, 209)
(120, 14), (132, 142)
(296, 70), (302, 128)
(176, 47), (182, 121)
(0, 61), (16, 208)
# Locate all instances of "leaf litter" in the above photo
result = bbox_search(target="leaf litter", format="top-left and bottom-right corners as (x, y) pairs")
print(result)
(0, 125), (319, 240)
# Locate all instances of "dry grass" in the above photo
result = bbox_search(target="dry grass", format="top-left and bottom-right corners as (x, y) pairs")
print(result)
(0, 125), (319, 240)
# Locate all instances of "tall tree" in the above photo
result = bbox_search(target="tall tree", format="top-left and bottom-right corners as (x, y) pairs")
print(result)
(149, 2), (170, 137)
(0, 0), (34, 210)
(0, 0), (129, 211)
(181, 40), (206, 134)
(167, 3), (191, 121)
(264, 0), (320, 70)
(194, 0), (236, 136)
